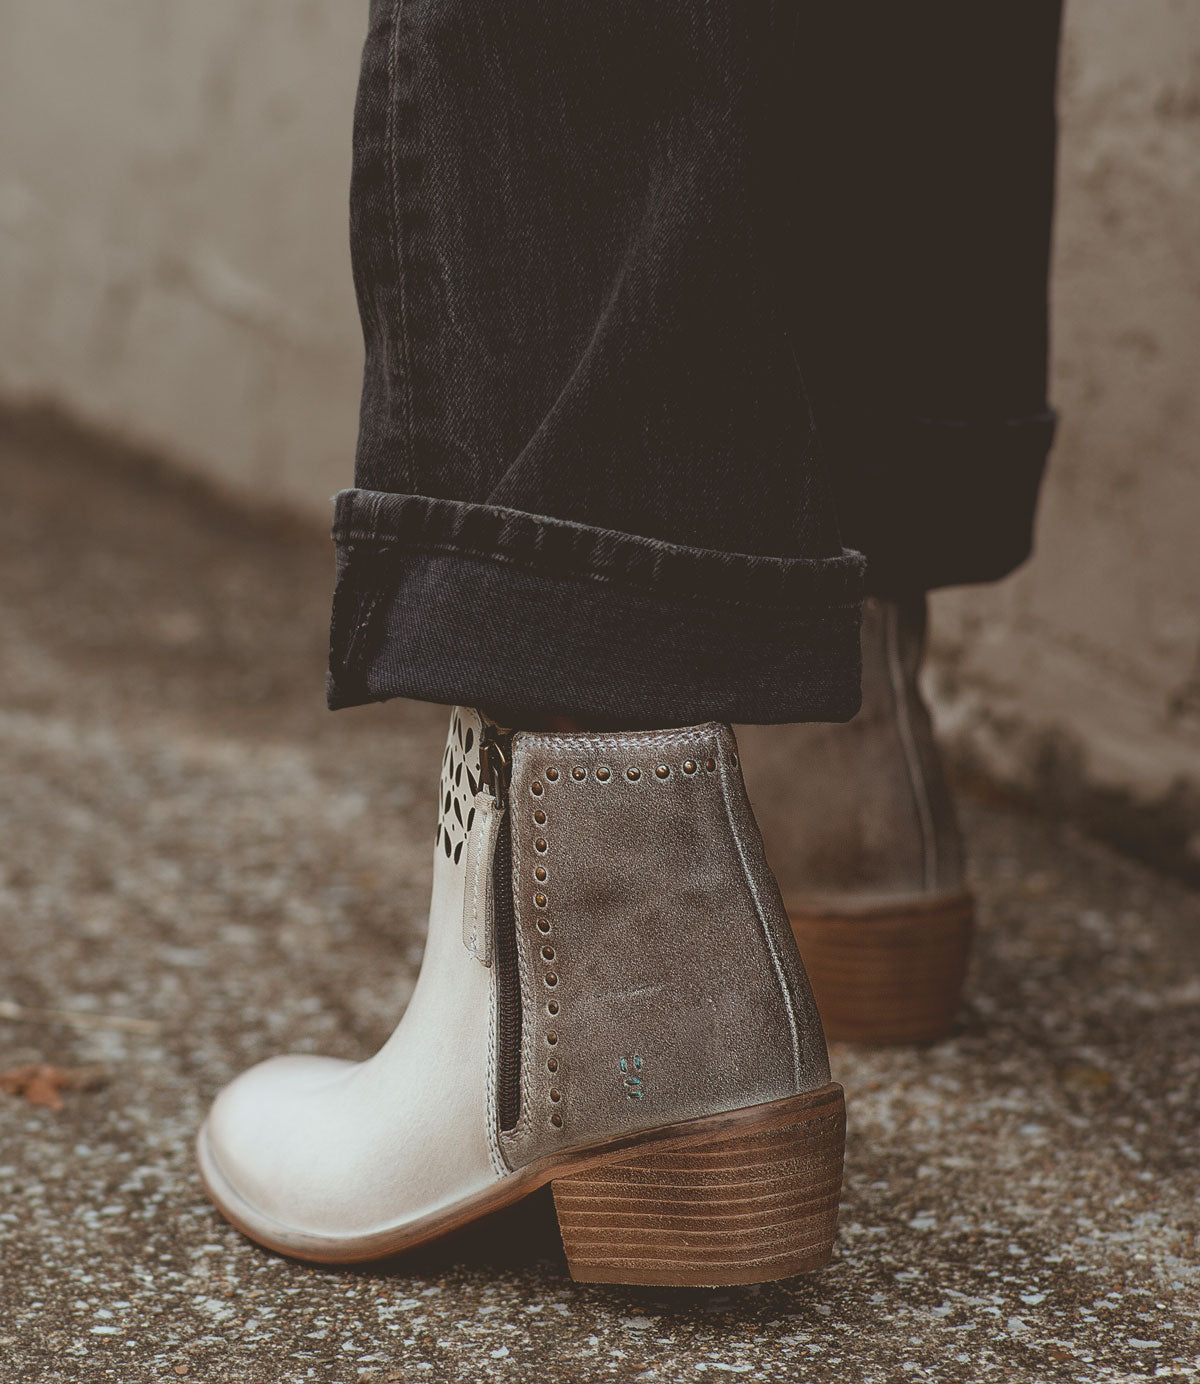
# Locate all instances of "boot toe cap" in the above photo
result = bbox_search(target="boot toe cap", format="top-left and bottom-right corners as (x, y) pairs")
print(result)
(200, 1053), (360, 1241)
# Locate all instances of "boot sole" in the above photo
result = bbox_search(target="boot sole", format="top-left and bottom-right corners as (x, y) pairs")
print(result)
(790, 892), (974, 1045)
(197, 1082), (845, 1287)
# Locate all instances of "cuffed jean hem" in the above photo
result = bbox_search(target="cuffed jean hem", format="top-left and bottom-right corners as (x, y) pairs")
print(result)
(327, 489), (866, 726)
(835, 409), (1059, 596)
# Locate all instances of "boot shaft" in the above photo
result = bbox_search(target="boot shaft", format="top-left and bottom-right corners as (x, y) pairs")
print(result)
(447, 713), (831, 1169)
(735, 601), (974, 1044)
(738, 595), (966, 908)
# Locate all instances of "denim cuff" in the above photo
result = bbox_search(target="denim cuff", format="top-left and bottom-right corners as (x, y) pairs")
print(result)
(328, 490), (866, 725)
(838, 409), (1058, 597)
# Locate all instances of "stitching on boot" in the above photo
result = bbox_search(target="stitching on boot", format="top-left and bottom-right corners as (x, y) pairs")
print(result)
(538, 763), (564, 1132)
(712, 731), (803, 1087)
(484, 942), (508, 1177)
(462, 791), (495, 964)
(502, 782), (538, 1150)
(885, 602), (939, 892)
(516, 728), (722, 759)
(465, 801), (484, 953)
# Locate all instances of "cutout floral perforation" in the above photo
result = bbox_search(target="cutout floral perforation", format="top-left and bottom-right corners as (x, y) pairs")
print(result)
(434, 711), (480, 868)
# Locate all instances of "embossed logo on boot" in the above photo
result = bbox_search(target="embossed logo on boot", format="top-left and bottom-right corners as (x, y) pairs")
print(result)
(619, 1055), (644, 1100)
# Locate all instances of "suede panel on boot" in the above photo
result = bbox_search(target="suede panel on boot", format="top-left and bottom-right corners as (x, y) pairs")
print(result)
(738, 596), (966, 910)
(499, 723), (830, 1170)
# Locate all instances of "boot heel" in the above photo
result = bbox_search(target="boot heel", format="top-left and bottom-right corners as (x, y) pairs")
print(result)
(551, 1084), (845, 1287)
(790, 892), (974, 1045)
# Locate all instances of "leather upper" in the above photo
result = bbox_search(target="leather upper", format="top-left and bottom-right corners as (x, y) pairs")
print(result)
(738, 596), (967, 910)
(200, 709), (831, 1248)
(203, 709), (503, 1240)
(499, 722), (829, 1170)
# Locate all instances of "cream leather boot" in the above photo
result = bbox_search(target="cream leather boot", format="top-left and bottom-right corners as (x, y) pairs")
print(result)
(738, 596), (972, 1045)
(198, 710), (845, 1286)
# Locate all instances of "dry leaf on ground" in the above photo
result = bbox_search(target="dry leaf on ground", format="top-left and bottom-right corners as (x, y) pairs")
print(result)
(0, 1064), (108, 1111)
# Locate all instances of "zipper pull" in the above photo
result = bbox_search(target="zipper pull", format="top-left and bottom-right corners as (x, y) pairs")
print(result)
(463, 717), (512, 966)
(479, 719), (514, 801)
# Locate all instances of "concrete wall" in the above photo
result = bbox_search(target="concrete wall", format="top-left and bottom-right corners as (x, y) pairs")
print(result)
(0, 0), (364, 513)
(928, 0), (1200, 874)
(2, 2), (1198, 861)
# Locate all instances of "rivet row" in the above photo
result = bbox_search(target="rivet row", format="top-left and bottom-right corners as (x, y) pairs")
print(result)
(526, 749), (731, 1130)
(533, 757), (725, 785)
(531, 802), (563, 1132)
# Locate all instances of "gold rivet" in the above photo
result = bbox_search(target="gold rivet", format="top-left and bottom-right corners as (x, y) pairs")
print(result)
(547, 1000), (559, 1015)
(534, 892), (547, 908)
(545, 972), (558, 987)
(536, 918), (551, 934)
(547, 1056), (558, 1070)
(542, 946), (555, 961)
(683, 761), (697, 775)
(547, 1032), (558, 1045)
(596, 767), (611, 781)
(533, 809), (547, 825)
(655, 765), (669, 779)
(531, 781), (544, 797)
(545, 767), (559, 781)
(534, 837), (547, 852)
(549, 1089), (561, 1102)
(550, 1113), (563, 1128)
(534, 865), (547, 881)
(705, 758), (716, 772)
(572, 767), (585, 781)
(626, 767), (641, 781)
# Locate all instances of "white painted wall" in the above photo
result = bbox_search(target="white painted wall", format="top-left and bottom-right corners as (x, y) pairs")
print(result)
(0, 0), (364, 512)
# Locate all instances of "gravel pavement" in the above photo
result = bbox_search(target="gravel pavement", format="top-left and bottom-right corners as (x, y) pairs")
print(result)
(1, 416), (1197, 1382)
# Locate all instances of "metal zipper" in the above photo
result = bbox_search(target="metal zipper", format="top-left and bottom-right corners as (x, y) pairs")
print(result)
(481, 720), (522, 1133)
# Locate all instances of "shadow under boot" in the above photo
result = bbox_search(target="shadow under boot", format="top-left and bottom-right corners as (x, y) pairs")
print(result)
(737, 596), (973, 1045)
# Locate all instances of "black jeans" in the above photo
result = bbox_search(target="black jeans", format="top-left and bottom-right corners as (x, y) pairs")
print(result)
(329, 2), (1062, 726)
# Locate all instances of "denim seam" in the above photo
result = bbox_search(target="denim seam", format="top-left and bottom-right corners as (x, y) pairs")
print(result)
(335, 570), (391, 695)
(334, 539), (864, 617)
(907, 409), (1057, 431)
(386, 0), (417, 490)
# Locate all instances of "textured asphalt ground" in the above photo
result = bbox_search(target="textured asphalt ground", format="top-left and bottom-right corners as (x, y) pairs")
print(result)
(1, 416), (1198, 1383)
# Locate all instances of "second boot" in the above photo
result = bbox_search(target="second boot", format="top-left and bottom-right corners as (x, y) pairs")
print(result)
(738, 596), (973, 1045)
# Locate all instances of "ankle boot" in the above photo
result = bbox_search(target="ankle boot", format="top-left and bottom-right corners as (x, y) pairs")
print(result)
(198, 710), (846, 1286)
(737, 596), (973, 1045)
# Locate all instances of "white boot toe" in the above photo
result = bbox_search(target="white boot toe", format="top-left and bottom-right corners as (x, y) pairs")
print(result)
(201, 1054), (365, 1239)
